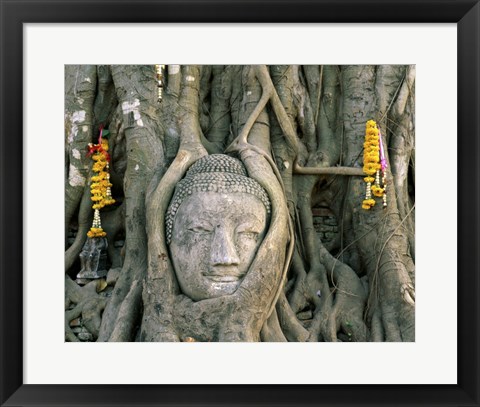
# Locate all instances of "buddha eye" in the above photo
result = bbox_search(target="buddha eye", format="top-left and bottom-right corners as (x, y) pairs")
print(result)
(236, 221), (261, 240)
(187, 225), (213, 234)
(238, 231), (259, 240)
(236, 226), (260, 240)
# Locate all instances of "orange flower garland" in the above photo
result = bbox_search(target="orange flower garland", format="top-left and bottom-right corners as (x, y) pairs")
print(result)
(362, 120), (387, 210)
(155, 64), (165, 101)
(87, 128), (115, 238)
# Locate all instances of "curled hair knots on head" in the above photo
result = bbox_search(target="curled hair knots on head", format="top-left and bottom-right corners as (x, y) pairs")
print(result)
(165, 154), (271, 244)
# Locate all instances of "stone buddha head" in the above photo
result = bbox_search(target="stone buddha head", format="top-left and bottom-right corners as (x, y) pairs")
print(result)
(165, 154), (271, 301)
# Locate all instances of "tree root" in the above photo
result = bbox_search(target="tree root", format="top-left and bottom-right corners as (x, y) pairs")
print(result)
(65, 65), (98, 244)
(320, 244), (369, 341)
(63, 64), (416, 343)
(293, 165), (363, 176)
(287, 249), (310, 314)
(260, 309), (288, 342)
(65, 185), (91, 272)
(65, 276), (108, 341)
(276, 292), (310, 342)
(142, 66), (208, 342)
(108, 278), (142, 341)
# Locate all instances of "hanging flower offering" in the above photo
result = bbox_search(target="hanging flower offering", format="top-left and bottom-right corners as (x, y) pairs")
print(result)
(362, 120), (387, 210)
(87, 127), (115, 238)
(155, 64), (165, 102)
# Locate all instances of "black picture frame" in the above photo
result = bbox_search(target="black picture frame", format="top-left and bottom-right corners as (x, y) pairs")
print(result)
(1, 1), (479, 406)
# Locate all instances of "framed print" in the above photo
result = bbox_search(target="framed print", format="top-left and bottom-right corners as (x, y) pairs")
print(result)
(1, 0), (479, 406)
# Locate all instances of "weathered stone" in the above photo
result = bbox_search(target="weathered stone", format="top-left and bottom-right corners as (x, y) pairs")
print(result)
(76, 237), (108, 282)
(320, 225), (334, 232)
(170, 191), (267, 301)
(324, 216), (338, 226)
(145, 153), (293, 342)
(168, 155), (271, 302)
(311, 207), (333, 217)
(166, 154), (271, 245)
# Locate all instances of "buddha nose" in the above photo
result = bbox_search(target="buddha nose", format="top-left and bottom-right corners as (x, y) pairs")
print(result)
(210, 226), (240, 266)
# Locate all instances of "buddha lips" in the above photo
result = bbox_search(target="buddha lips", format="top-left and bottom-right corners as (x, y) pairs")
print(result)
(362, 120), (387, 210)
(87, 128), (115, 238)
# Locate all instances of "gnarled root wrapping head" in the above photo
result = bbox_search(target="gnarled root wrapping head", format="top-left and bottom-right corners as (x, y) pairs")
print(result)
(142, 153), (290, 342)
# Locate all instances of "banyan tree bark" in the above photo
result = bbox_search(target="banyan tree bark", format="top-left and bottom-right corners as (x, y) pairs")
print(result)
(98, 65), (164, 341)
(340, 65), (415, 341)
(65, 64), (415, 342)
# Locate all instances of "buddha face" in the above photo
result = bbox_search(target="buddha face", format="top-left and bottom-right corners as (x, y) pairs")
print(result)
(169, 191), (268, 301)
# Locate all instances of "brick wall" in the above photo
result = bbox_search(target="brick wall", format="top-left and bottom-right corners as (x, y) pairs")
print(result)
(312, 207), (339, 249)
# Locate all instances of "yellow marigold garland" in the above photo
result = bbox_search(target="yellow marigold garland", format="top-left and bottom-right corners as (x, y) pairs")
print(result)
(362, 120), (387, 210)
(155, 64), (165, 101)
(87, 128), (115, 238)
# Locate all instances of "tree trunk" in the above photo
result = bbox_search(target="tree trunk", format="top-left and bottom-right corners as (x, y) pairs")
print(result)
(65, 64), (415, 342)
